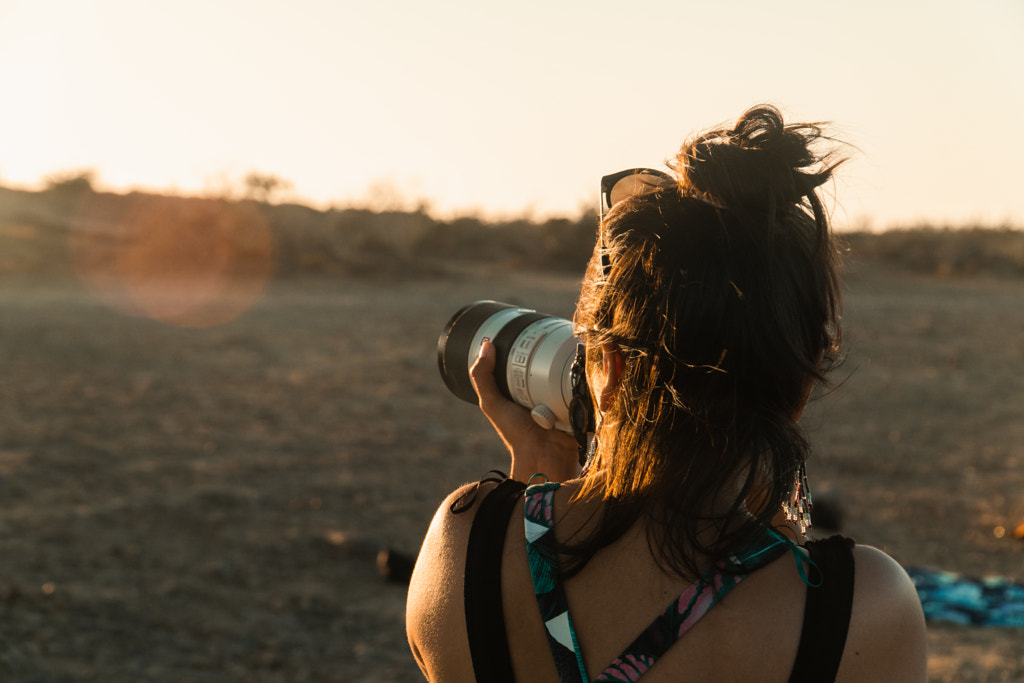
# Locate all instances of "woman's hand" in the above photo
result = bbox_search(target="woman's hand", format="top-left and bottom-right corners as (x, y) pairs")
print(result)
(470, 339), (580, 483)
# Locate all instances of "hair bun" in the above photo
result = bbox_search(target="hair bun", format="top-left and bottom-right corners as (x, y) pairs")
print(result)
(673, 105), (837, 212)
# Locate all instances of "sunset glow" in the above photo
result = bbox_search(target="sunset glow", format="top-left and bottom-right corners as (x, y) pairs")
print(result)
(1, 0), (1022, 228)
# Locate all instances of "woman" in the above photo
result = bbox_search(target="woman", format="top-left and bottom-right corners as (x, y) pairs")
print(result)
(407, 105), (928, 682)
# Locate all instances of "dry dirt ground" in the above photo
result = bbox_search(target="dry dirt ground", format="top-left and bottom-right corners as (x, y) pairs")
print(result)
(0, 262), (1022, 682)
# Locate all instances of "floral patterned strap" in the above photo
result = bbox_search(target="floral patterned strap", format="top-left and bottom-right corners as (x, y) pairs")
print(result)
(593, 532), (792, 681)
(525, 482), (589, 683)
(592, 571), (745, 681)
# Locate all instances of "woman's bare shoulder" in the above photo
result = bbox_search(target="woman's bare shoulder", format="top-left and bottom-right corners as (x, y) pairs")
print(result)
(837, 544), (928, 682)
(405, 481), (497, 682)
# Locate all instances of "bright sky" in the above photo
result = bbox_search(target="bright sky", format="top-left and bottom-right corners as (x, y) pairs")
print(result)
(0, 0), (1021, 228)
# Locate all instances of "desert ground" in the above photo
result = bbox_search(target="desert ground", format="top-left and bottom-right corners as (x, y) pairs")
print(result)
(1, 254), (1022, 681)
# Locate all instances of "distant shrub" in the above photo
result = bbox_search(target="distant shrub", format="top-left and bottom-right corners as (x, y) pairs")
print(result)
(44, 169), (96, 196)
(242, 172), (293, 203)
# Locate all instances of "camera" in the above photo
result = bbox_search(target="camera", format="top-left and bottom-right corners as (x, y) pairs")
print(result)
(437, 301), (585, 434)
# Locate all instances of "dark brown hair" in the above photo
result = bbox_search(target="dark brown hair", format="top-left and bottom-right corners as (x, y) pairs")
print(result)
(568, 105), (844, 579)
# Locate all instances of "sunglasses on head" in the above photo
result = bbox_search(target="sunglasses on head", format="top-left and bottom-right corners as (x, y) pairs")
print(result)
(598, 168), (674, 275)
(599, 168), (674, 222)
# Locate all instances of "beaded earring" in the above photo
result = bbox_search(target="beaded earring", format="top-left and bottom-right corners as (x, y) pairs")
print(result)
(785, 462), (814, 535)
(580, 433), (599, 478)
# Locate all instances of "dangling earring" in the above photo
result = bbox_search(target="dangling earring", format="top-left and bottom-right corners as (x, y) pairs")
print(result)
(785, 462), (814, 535)
(579, 411), (602, 477)
(580, 433), (598, 477)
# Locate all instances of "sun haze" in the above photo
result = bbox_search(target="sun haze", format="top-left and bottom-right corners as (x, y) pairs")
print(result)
(0, 0), (1022, 228)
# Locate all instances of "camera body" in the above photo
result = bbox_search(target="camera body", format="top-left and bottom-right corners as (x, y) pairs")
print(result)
(437, 301), (581, 433)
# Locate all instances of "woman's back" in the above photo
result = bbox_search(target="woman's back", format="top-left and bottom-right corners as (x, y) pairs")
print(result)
(408, 480), (927, 682)
(408, 106), (929, 682)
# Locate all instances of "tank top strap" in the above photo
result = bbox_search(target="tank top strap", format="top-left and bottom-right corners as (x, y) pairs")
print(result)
(524, 482), (591, 682)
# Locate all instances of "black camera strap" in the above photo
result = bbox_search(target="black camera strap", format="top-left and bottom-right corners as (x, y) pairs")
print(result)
(464, 476), (527, 683)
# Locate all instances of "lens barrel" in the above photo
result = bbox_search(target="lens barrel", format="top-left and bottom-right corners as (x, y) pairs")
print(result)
(437, 301), (578, 432)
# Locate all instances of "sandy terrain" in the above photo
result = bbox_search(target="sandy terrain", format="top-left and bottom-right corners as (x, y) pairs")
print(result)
(0, 261), (1021, 681)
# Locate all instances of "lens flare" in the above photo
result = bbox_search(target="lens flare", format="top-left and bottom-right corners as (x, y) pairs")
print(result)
(69, 194), (274, 327)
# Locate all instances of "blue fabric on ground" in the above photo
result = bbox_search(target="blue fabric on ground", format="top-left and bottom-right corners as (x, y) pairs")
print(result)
(906, 567), (1024, 628)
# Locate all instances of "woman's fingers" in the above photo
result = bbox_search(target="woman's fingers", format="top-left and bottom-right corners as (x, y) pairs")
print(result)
(469, 338), (579, 482)
(470, 339), (532, 435)
(468, 338), (502, 408)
